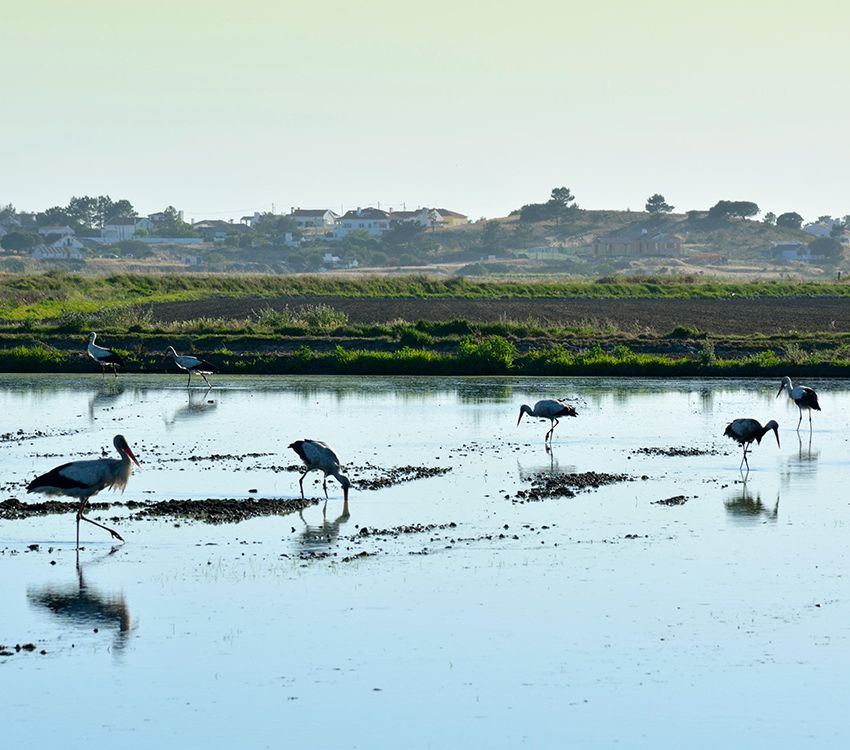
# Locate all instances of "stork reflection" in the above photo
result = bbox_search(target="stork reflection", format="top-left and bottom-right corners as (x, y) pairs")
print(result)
(516, 447), (575, 481)
(162, 387), (217, 429)
(87, 382), (125, 423)
(724, 482), (779, 523)
(27, 550), (132, 653)
(298, 497), (351, 551)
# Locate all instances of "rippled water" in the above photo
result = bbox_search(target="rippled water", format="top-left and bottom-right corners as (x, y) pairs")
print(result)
(1, 374), (848, 748)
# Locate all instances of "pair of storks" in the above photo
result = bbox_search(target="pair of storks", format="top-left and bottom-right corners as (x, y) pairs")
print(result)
(88, 333), (216, 387)
(27, 436), (348, 549)
(724, 376), (820, 471)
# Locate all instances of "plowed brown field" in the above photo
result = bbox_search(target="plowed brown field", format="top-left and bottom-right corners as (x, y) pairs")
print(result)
(149, 295), (850, 335)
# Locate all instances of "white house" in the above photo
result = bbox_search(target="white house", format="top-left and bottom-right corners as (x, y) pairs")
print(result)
(33, 245), (85, 261)
(336, 207), (392, 238)
(389, 208), (440, 227)
(37, 225), (76, 239)
(289, 209), (340, 229)
(101, 217), (138, 242)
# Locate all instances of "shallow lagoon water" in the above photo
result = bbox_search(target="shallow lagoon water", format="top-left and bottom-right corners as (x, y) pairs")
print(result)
(1, 374), (848, 748)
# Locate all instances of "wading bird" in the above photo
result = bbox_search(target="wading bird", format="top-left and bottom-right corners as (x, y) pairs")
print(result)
(289, 440), (351, 508)
(723, 418), (780, 472)
(27, 434), (141, 548)
(87, 332), (124, 375)
(165, 346), (218, 388)
(516, 399), (578, 445)
(776, 376), (820, 431)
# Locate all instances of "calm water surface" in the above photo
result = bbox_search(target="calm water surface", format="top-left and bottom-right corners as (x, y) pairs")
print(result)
(1, 375), (848, 748)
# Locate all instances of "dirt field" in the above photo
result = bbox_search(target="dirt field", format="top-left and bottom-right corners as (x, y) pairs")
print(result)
(149, 295), (850, 335)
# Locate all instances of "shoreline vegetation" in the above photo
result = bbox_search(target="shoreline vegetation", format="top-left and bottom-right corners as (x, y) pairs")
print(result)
(2, 272), (849, 376)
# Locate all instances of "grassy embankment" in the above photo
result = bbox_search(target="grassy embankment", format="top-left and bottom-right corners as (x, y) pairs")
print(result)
(1, 272), (849, 375)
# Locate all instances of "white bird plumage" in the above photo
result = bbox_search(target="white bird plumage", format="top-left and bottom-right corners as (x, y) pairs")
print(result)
(776, 376), (820, 431)
(516, 398), (578, 445)
(87, 332), (124, 375)
(289, 439), (351, 508)
(27, 434), (141, 548)
(165, 346), (218, 388)
(724, 418), (780, 472)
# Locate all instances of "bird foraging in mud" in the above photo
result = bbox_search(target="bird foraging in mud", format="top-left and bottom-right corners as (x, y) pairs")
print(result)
(776, 376), (820, 431)
(723, 418), (780, 472)
(26, 434), (141, 548)
(164, 346), (218, 388)
(289, 439), (351, 508)
(516, 399), (578, 446)
(87, 332), (124, 375)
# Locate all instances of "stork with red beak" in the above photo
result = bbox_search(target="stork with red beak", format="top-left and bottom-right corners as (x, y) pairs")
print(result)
(27, 434), (141, 548)
(777, 376), (820, 431)
(289, 440), (350, 510)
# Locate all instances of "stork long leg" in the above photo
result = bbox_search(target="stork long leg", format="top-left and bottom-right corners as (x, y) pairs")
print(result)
(322, 476), (329, 499)
(75, 496), (123, 548)
(187, 371), (192, 389)
(298, 469), (310, 499)
(797, 407), (802, 432)
(200, 372), (211, 387)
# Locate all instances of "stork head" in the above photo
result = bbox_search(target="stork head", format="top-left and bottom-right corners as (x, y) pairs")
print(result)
(516, 404), (532, 426)
(764, 420), (780, 448)
(114, 434), (141, 468)
(776, 376), (792, 398)
(165, 346), (177, 358)
(338, 473), (351, 503)
(88, 332), (97, 344)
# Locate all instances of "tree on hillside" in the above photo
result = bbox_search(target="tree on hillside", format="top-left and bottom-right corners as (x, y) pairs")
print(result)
(708, 200), (760, 220)
(253, 213), (300, 244)
(98, 197), (136, 226)
(550, 187), (576, 209)
(809, 237), (843, 264)
(382, 221), (427, 254)
(480, 221), (503, 251)
(762, 212), (776, 225)
(37, 206), (75, 226)
(153, 205), (198, 237)
(1, 230), (40, 252)
(776, 211), (804, 229)
(646, 193), (673, 216)
(0, 203), (15, 223)
(830, 220), (846, 239)
(519, 187), (579, 222)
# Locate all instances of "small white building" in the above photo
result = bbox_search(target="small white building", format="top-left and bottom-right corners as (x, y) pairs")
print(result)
(102, 217), (138, 242)
(33, 245), (85, 261)
(336, 207), (392, 238)
(289, 209), (340, 229)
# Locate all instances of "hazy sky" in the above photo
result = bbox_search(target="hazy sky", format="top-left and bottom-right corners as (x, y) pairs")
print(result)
(3, 0), (848, 222)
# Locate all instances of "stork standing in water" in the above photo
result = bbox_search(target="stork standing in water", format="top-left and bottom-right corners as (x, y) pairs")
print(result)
(516, 399), (578, 446)
(87, 332), (124, 376)
(165, 346), (218, 388)
(777, 376), (820, 431)
(724, 418), (780, 472)
(27, 435), (140, 549)
(289, 440), (351, 509)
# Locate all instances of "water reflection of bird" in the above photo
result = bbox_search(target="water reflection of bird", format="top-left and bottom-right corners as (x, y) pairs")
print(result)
(28, 553), (132, 653)
(26, 435), (140, 548)
(724, 482), (779, 522)
(516, 399), (578, 447)
(289, 440), (351, 510)
(298, 497), (351, 551)
(162, 388), (217, 428)
(165, 346), (218, 388)
(723, 418), (780, 473)
(87, 332), (123, 376)
(87, 381), (125, 423)
(777, 376), (820, 431)
(516, 448), (575, 480)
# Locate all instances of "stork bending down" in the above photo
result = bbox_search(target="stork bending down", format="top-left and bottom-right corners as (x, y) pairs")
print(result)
(517, 399), (578, 445)
(288, 439), (350, 509)
(724, 418), (780, 473)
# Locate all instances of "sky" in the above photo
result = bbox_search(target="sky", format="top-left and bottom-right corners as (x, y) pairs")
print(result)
(2, 0), (848, 223)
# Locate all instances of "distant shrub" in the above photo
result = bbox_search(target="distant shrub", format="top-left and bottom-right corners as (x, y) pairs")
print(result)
(457, 335), (517, 372)
(666, 325), (702, 339)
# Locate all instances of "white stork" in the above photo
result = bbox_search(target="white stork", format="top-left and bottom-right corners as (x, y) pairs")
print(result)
(87, 332), (124, 375)
(26, 434), (141, 548)
(776, 376), (821, 431)
(288, 440), (351, 508)
(165, 346), (218, 388)
(724, 418), (780, 472)
(516, 399), (578, 445)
